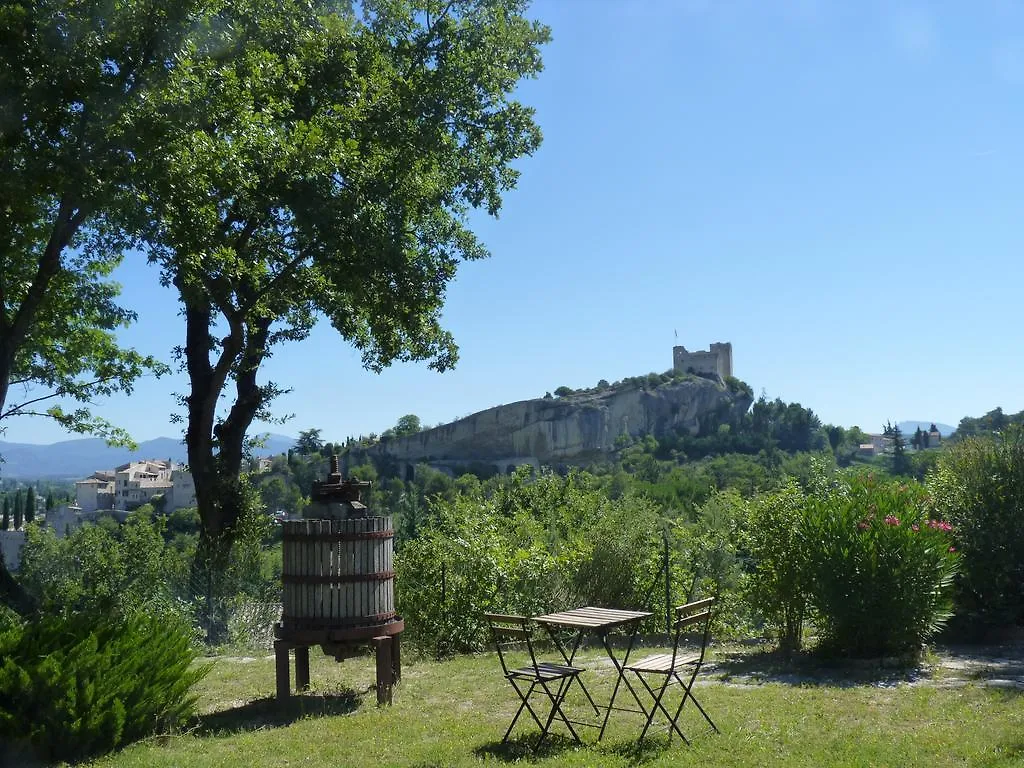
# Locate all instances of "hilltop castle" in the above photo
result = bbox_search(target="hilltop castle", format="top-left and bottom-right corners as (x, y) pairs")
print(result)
(673, 342), (733, 379)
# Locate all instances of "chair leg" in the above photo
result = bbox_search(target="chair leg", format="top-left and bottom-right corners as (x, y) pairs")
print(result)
(535, 677), (581, 748)
(637, 672), (689, 745)
(672, 670), (719, 734)
(503, 680), (546, 742)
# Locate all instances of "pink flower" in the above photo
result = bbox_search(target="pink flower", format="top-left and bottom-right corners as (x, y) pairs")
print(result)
(858, 521), (870, 530)
(911, 524), (920, 532)
(885, 515), (900, 526)
(949, 546), (957, 553)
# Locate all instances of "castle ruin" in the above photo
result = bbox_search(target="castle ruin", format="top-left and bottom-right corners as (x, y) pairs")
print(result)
(673, 342), (733, 379)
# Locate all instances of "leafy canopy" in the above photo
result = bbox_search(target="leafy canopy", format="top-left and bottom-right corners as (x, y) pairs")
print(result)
(0, 0), (187, 442)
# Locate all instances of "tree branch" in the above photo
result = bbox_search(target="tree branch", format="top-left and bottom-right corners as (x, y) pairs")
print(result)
(0, 371), (137, 420)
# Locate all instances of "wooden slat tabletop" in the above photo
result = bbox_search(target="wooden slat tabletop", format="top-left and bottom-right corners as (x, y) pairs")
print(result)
(533, 606), (652, 630)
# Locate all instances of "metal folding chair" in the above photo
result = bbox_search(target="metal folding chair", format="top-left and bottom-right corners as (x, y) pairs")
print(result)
(485, 613), (586, 748)
(622, 597), (719, 744)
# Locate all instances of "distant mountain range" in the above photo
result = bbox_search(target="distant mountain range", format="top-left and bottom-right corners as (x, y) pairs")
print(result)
(898, 421), (956, 437)
(0, 434), (297, 479)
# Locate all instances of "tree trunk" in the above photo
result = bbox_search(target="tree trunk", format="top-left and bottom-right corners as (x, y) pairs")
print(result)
(180, 292), (272, 640)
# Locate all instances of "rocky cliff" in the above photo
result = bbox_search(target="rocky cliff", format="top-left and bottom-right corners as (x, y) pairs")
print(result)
(346, 377), (752, 472)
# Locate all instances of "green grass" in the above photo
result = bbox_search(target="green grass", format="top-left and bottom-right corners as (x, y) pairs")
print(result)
(87, 645), (1024, 768)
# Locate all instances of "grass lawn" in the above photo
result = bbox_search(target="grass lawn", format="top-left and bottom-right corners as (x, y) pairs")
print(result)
(88, 644), (1024, 768)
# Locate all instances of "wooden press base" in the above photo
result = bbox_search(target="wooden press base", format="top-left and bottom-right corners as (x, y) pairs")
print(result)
(274, 620), (404, 706)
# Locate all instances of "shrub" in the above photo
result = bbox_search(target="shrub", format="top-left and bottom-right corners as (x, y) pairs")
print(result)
(928, 426), (1024, 629)
(0, 611), (208, 762)
(800, 474), (958, 657)
(18, 513), (190, 620)
(674, 490), (751, 638)
(725, 376), (754, 398)
(742, 481), (807, 652)
(396, 470), (664, 655)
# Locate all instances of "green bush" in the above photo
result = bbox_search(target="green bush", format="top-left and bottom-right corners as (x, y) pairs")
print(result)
(742, 481), (807, 652)
(800, 474), (958, 657)
(928, 426), (1024, 629)
(396, 469), (664, 655)
(18, 512), (190, 620)
(0, 611), (208, 762)
(674, 490), (752, 638)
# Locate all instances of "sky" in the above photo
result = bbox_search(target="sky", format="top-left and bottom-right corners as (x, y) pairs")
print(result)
(5, 0), (1024, 446)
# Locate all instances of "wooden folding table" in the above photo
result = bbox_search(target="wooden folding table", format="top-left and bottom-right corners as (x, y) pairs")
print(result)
(532, 606), (652, 740)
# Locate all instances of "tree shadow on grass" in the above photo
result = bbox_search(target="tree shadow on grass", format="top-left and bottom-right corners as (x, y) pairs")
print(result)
(594, 737), (673, 765)
(710, 647), (932, 689)
(473, 732), (583, 763)
(474, 733), (678, 765)
(194, 685), (361, 735)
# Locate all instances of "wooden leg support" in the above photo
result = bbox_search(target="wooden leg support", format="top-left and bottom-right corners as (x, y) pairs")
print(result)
(275, 641), (291, 701)
(373, 636), (395, 706)
(295, 646), (310, 692)
(392, 632), (402, 684)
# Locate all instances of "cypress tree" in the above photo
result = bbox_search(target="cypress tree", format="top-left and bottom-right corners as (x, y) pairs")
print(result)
(25, 487), (36, 524)
(45, 491), (56, 511)
(1, 497), (9, 530)
(13, 490), (23, 530)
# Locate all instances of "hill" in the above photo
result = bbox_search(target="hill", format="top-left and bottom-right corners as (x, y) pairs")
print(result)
(0, 434), (296, 479)
(346, 375), (752, 475)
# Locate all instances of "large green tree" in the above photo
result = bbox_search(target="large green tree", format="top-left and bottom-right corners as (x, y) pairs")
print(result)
(294, 429), (324, 456)
(138, 0), (549, 557)
(0, 0), (184, 439)
(394, 414), (423, 437)
(0, 0), (195, 611)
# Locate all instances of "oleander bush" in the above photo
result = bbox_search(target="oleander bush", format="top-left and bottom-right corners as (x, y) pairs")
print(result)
(0, 611), (208, 762)
(800, 474), (959, 657)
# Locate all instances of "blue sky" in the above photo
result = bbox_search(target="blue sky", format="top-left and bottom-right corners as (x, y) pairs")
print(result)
(5, 0), (1024, 446)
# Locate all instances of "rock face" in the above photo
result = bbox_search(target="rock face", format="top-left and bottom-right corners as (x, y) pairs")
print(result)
(346, 377), (752, 473)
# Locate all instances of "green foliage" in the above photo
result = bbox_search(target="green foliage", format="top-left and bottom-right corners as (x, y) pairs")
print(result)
(675, 490), (750, 637)
(393, 414), (423, 437)
(23, 486), (34, 524)
(0, 0), (174, 444)
(397, 469), (663, 655)
(800, 474), (958, 657)
(883, 421), (911, 476)
(953, 406), (1024, 441)
(294, 429), (324, 456)
(18, 511), (190, 620)
(928, 426), (1024, 628)
(553, 386), (574, 397)
(742, 481), (807, 652)
(725, 375), (753, 398)
(12, 490), (22, 529)
(0, 611), (207, 762)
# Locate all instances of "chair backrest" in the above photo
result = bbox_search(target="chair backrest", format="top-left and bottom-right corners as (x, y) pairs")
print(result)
(670, 597), (716, 667)
(485, 613), (540, 676)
